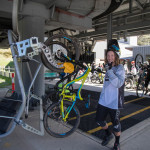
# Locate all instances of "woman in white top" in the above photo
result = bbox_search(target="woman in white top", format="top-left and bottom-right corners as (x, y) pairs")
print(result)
(96, 40), (125, 150)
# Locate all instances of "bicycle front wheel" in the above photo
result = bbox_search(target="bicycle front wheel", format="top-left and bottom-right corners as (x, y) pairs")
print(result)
(44, 101), (80, 138)
(136, 81), (145, 97)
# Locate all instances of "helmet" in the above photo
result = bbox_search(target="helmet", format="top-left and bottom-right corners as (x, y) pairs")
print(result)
(131, 61), (135, 65)
(107, 39), (121, 58)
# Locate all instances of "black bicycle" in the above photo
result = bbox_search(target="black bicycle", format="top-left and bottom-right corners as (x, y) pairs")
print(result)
(136, 68), (147, 97)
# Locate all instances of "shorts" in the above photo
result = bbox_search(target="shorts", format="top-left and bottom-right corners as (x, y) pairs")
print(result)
(96, 104), (121, 132)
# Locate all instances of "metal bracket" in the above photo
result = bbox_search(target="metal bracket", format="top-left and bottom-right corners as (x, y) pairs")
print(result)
(15, 37), (41, 59)
(19, 120), (44, 136)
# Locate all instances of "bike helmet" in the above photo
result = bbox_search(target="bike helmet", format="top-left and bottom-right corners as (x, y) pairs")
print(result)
(131, 61), (135, 65)
(107, 39), (121, 58)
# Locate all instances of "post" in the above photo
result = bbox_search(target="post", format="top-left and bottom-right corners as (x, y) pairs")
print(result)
(107, 13), (112, 48)
(12, 72), (15, 93)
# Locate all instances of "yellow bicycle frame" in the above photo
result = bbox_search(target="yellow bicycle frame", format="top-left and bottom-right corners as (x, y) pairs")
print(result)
(59, 67), (91, 121)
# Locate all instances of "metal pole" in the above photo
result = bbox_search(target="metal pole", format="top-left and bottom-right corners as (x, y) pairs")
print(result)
(107, 13), (112, 48)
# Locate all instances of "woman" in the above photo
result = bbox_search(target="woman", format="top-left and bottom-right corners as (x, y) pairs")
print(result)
(96, 40), (125, 150)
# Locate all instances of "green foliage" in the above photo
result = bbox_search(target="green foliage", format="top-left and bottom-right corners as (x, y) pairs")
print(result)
(0, 75), (12, 88)
(0, 49), (14, 67)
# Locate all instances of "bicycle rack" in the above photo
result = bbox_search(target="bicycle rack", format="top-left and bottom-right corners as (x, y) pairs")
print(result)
(0, 30), (44, 138)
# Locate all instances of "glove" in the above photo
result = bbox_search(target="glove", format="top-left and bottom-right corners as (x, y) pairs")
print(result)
(104, 62), (112, 71)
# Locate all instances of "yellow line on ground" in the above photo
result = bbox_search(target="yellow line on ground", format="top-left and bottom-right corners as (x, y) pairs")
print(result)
(70, 97), (144, 121)
(69, 111), (96, 120)
(87, 106), (150, 134)
(124, 97), (144, 104)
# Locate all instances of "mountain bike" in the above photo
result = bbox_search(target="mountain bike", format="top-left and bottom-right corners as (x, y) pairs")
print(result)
(43, 53), (91, 138)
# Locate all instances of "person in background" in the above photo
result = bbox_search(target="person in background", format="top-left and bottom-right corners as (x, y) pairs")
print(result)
(97, 63), (103, 72)
(130, 61), (137, 75)
(145, 58), (150, 95)
(123, 60), (129, 74)
(96, 39), (125, 150)
(91, 62), (96, 71)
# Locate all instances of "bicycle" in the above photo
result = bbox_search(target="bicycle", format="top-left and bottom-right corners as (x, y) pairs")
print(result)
(91, 70), (104, 84)
(125, 73), (138, 89)
(136, 67), (147, 97)
(0, 30), (80, 138)
(43, 72), (76, 112)
(43, 54), (91, 138)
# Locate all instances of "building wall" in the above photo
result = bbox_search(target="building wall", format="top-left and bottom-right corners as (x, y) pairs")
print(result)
(133, 46), (150, 62)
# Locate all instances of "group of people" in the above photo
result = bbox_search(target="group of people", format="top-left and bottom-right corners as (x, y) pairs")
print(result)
(124, 59), (150, 94)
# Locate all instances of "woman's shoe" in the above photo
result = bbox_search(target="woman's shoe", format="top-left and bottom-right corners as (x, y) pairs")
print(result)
(101, 134), (113, 146)
(112, 143), (120, 150)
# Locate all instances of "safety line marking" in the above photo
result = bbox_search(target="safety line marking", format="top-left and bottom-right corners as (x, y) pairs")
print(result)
(70, 97), (144, 120)
(124, 97), (144, 104)
(87, 105), (150, 134)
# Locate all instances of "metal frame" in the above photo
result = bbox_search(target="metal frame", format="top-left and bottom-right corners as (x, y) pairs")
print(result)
(0, 30), (44, 138)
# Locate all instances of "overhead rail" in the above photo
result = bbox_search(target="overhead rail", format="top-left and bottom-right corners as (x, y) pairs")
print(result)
(92, 0), (123, 21)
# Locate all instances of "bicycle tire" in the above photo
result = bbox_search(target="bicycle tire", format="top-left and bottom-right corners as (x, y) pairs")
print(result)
(41, 34), (80, 73)
(125, 78), (133, 89)
(136, 81), (145, 97)
(91, 75), (96, 83)
(44, 101), (80, 138)
(135, 54), (143, 68)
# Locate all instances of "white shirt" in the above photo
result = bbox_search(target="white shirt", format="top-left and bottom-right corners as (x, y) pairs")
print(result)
(99, 64), (125, 109)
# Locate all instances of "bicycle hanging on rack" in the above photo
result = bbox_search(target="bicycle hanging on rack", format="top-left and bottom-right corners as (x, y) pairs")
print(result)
(0, 30), (80, 138)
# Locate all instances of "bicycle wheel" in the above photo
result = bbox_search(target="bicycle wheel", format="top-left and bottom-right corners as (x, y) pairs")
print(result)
(91, 75), (96, 83)
(41, 34), (80, 73)
(125, 78), (133, 89)
(44, 101), (80, 138)
(136, 80), (145, 97)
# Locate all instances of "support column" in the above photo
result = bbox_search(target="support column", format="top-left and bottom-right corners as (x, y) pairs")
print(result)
(19, 16), (45, 97)
(107, 13), (112, 48)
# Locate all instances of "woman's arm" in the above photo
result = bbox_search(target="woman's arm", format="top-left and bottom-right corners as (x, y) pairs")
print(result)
(107, 64), (125, 88)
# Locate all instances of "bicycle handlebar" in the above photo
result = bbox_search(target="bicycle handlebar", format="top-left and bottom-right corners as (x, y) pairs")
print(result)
(60, 52), (87, 70)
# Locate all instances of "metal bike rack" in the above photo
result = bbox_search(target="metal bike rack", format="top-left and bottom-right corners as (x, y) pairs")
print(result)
(0, 30), (44, 138)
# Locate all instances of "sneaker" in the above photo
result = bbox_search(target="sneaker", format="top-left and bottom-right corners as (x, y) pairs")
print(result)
(101, 134), (113, 146)
(113, 143), (120, 150)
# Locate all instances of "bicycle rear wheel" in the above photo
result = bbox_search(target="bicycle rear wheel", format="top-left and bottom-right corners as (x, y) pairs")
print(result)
(44, 101), (80, 138)
(136, 81), (145, 97)
(41, 34), (80, 73)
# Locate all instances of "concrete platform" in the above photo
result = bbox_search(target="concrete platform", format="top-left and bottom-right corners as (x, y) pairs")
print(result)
(0, 82), (150, 150)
